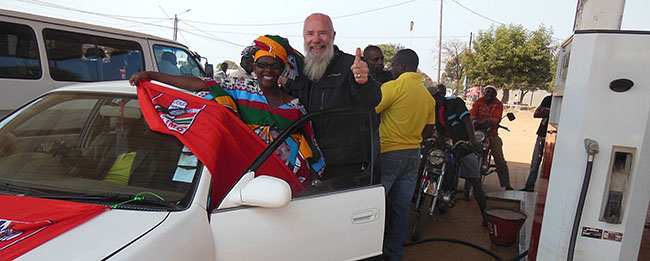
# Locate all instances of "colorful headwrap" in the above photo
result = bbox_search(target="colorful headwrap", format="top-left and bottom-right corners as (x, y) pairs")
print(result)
(252, 35), (304, 80)
(241, 44), (255, 58)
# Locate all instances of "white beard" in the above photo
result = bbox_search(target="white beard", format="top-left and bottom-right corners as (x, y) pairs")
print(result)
(304, 44), (335, 82)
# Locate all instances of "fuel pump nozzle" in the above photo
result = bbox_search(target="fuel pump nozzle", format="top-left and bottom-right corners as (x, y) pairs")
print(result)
(584, 138), (600, 161)
(568, 138), (599, 260)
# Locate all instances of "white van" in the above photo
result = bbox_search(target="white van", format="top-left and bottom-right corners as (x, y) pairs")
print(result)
(0, 8), (213, 117)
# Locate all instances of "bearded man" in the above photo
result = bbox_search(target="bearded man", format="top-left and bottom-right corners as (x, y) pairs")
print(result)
(285, 13), (382, 180)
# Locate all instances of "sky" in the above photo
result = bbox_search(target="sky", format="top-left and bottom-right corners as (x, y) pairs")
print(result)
(4, 0), (650, 79)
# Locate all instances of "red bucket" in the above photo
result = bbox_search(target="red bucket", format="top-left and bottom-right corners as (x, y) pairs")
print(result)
(485, 208), (528, 246)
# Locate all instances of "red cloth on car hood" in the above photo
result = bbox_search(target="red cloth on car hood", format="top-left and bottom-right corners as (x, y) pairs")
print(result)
(0, 195), (108, 260)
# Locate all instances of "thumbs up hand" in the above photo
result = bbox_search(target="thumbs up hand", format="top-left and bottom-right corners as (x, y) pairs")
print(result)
(350, 47), (369, 84)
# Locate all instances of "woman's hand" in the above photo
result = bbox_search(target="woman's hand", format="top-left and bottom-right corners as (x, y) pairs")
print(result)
(129, 71), (152, 86)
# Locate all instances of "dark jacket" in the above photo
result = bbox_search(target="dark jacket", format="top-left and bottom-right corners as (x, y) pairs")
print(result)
(436, 96), (471, 143)
(285, 46), (381, 166)
(373, 70), (393, 84)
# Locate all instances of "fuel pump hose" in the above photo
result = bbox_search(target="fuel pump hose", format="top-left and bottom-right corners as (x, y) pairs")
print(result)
(404, 237), (528, 261)
(567, 138), (599, 261)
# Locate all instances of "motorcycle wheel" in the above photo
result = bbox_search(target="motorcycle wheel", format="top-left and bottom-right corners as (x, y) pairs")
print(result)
(411, 194), (433, 242)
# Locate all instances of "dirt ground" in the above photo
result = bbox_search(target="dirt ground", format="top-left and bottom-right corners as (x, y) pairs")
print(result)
(402, 109), (542, 261)
(498, 108), (540, 164)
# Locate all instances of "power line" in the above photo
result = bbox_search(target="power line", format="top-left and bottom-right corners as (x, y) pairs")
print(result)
(179, 20), (245, 47)
(448, 0), (504, 25)
(18, 0), (244, 47)
(18, 0), (166, 20)
(18, 0), (176, 31)
(446, 0), (563, 43)
(182, 0), (417, 27)
(175, 27), (469, 39)
(115, 18), (172, 29)
(444, 0), (480, 30)
(333, 0), (417, 19)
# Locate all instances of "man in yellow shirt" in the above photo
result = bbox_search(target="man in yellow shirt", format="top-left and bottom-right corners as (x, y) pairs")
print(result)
(375, 49), (435, 261)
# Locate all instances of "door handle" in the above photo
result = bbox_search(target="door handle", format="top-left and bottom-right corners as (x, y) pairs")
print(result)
(352, 208), (379, 224)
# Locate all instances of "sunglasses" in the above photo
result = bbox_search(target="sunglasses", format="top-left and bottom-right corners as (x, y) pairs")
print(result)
(254, 62), (284, 70)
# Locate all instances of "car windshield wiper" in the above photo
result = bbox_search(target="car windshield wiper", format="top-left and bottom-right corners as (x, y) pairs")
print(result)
(0, 182), (46, 196)
(35, 192), (183, 210)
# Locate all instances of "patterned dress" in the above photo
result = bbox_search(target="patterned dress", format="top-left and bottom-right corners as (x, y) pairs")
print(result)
(199, 77), (325, 184)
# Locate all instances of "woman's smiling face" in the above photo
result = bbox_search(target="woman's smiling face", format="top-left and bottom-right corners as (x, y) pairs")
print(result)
(254, 56), (284, 89)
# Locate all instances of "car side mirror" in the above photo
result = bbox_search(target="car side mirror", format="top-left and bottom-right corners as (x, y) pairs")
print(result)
(240, 175), (291, 208)
(218, 171), (291, 209)
(506, 112), (516, 121)
(204, 64), (214, 78)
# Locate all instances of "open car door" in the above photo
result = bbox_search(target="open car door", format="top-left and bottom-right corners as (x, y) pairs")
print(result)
(208, 109), (384, 260)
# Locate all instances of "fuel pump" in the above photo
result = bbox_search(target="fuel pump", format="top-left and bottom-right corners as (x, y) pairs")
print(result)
(529, 0), (650, 260)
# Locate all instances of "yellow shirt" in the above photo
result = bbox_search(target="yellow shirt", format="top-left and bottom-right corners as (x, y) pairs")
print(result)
(375, 72), (436, 153)
(103, 151), (137, 185)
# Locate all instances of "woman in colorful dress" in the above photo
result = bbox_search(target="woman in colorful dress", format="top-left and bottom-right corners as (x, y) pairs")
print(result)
(129, 35), (324, 186)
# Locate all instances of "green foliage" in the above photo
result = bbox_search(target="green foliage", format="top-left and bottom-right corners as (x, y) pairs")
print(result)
(374, 43), (432, 87)
(376, 43), (405, 69)
(441, 40), (469, 95)
(464, 24), (556, 103)
(218, 60), (239, 70)
(418, 69), (434, 88)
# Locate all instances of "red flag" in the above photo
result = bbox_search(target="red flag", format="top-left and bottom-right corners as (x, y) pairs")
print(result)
(136, 81), (303, 210)
(0, 195), (108, 260)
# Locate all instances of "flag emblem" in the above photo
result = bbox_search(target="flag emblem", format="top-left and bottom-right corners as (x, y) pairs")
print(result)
(153, 95), (205, 134)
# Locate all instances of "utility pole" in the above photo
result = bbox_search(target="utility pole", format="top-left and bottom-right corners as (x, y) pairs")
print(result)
(173, 14), (179, 41)
(437, 0), (443, 83)
(463, 31), (472, 96)
(171, 9), (191, 42)
(409, 21), (414, 47)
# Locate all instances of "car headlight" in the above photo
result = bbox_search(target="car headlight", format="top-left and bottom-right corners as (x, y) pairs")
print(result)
(474, 130), (486, 143)
(427, 149), (446, 165)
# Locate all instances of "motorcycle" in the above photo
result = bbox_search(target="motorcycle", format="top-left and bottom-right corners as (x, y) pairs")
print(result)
(411, 132), (471, 241)
(460, 112), (515, 200)
(474, 112), (516, 178)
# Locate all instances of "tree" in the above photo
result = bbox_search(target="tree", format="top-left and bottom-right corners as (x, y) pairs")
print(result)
(374, 43), (433, 87)
(217, 60), (239, 70)
(464, 24), (556, 104)
(441, 40), (469, 96)
(376, 43), (404, 69)
(515, 26), (556, 104)
(418, 70), (434, 88)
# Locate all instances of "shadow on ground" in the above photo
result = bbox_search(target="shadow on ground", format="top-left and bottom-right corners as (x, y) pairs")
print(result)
(403, 162), (533, 261)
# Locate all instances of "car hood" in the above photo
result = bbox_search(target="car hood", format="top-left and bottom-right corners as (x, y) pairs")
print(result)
(16, 209), (169, 260)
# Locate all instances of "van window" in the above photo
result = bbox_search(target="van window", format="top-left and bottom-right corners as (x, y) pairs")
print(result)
(43, 29), (143, 82)
(154, 45), (202, 77)
(0, 21), (41, 79)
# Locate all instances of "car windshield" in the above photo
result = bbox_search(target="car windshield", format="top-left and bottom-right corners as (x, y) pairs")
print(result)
(0, 92), (200, 210)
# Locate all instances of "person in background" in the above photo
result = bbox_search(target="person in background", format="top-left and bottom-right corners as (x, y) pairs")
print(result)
(375, 49), (435, 261)
(158, 52), (181, 75)
(129, 35), (324, 186)
(284, 13), (381, 180)
(230, 45), (255, 80)
(431, 84), (488, 227)
(470, 85), (512, 190)
(363, 45), (393, 83)
(521, 95), (552, 192)
(214, 62), (229, 79)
